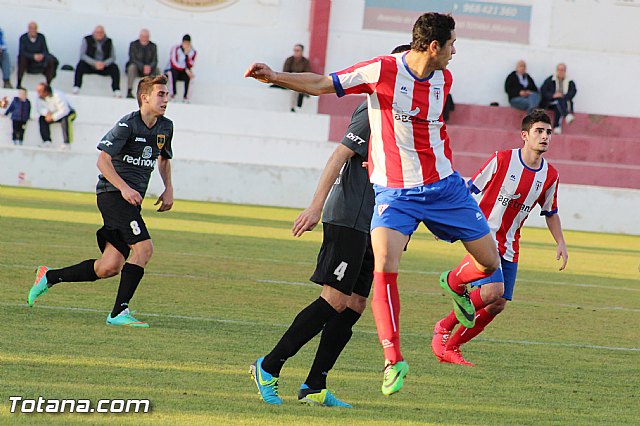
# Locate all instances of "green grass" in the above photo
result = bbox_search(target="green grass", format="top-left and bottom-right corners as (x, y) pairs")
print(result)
(0, 185), (638, 425)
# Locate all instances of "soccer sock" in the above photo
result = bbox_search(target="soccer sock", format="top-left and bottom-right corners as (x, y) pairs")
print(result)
(262, 297), (338, 377)
(445, 308), (496, 350)
(110, 263), (144, 318)
(305, 307), (361, 390)
(371, 271), (402, 364)
(45, 259), (99, 287)
(440, 288), (488, 330)
(447, 254), (493, 295)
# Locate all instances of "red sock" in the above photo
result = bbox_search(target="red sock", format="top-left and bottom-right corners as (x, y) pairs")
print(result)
(448, 254), (493, 294)
(445, 308), (496, 350)
(371, 271), (402, 364)
(440, 288), (487, 330)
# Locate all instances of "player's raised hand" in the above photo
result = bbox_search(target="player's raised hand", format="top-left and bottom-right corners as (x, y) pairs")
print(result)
(120, 186), (143, 206)
(154, 188), (174, 212)
(244, 63), (275, 83)
(556, 242), (568, 271)
(292, 206), (322, 237)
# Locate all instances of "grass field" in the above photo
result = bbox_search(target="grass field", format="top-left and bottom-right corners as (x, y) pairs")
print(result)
(0, 185), (638, 425)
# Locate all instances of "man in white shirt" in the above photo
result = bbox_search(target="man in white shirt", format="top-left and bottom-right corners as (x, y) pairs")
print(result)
(36, 82), (76, 149)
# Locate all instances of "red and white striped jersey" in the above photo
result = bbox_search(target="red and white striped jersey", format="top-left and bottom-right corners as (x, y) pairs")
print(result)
(469, 149), (559, 262)
(330, 53), (454, 188)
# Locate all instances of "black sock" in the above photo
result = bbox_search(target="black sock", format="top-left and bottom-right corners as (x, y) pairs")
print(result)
(262, 297), (338, 377)
(110, 263), (144, 318)
(305, 307), (361, 390)
(45, 260), (99, 287)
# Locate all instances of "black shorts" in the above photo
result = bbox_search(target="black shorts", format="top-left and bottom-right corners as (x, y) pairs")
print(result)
(96, 191), (151, 258)
(310, 223), (374, 297)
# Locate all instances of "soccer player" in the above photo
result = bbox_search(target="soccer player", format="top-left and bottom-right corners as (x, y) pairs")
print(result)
(27, 75), (174, 327)
(250, 44), (413, 407)
(431, 109), (568, 365)
(245, 13), (500, 395)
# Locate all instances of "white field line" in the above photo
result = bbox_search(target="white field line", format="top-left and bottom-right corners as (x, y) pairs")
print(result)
(1, 249), (638, 293)
(1, 302), (638, 353)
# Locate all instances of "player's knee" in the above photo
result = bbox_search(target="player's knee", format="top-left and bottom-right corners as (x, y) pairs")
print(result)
(95, 262), (121, 278)
(347, 294), (367, 315)
(487, 298), (507, 315)
(482, 282), (504, 304)
(133, 240), (154, 263)
(321, 286), (348, 313)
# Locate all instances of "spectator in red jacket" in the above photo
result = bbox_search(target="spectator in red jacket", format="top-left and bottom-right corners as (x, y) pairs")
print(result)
(165, 34), (196, 103)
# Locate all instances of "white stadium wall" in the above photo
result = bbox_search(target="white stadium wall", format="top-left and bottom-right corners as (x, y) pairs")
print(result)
(1, 0), (639, 236)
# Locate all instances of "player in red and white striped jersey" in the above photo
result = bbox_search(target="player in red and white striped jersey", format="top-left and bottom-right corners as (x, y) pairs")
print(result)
(245, 13), (500, 396)
(432, 109), (569, 366)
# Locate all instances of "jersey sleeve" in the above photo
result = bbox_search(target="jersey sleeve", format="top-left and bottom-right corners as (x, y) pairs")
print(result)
(97, 119), (131, 156)
(330, 57), (382, 98)
(161, 126), (174, 159)
(340, 103), (370, 158)
(539, 175), (559, 216)
(469, 151), (499, 194)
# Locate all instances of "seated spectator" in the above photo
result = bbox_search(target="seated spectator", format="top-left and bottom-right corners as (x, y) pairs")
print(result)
(17, 22), (58, 89)
(73, 25), (121, 97)
(504, 60), (540, 113)
(283, 43), (311, 112)
(36, 83), (76, 150)
(1, 88), (31, 145)
(166, 34), (196, 103)
(0, 27), (11, 88)
(541, 63), (577, 134)
(126, 29), (159, 99)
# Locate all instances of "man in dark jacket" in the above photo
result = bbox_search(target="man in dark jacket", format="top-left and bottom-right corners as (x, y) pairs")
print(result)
(73, 25), (121, 97)
(504, 59), (540, 113)
(541, 63), (577, 134)
(17, 22), (58, 89)
(126, 29), (159, 99)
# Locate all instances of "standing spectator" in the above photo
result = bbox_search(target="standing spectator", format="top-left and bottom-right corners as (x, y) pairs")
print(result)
(504, 60), (540, 113)
(166, 34), (196, 103)
(1, 88), (31, 145)
(541, 63), (577, 134)
(36, 83), (76, 150)
(17, 22), (58, 89)
(126, 29), (159, 99)
(73, 25), (121, 97)
(0, 27), (12, 88)
(283, 44), (312, 112)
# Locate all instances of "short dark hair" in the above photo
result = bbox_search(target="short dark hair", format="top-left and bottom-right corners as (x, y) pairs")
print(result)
(391, 44), (411, 54)
(182, 34), (191, 42)
(522, 109), (552, 131)
(40, 83), (52, 95)
(411, 13), (455, 52)
(137, 75), (168, 107)
(294, 43), (304, 51)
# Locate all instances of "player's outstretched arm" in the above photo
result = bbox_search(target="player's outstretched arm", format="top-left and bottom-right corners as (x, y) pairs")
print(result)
(97, 151), (142, 206)
(545, 214), (568, 270)
(244, 62), (335, 96)
(155, 156), (173, 212)
(292, 144), (355, 237)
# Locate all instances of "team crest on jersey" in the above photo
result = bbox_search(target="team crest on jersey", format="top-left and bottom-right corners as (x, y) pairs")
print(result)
(433, 87), (441, 100)
(535, 180), (543, 191)
(377, 204), (389, 216)
(157, 134), (166, 149)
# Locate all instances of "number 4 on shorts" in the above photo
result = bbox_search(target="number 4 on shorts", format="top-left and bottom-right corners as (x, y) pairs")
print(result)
(334, 261), (348, 281)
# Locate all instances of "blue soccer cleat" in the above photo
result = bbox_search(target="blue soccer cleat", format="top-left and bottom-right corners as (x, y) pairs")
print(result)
(250, 356), (282, 405)
(297, 384), (352, 408)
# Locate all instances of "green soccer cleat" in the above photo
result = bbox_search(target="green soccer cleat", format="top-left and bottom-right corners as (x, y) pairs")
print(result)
(439, 271), (476, 328)
(106, 308), (149, 327)
(250, 356), (282, 405)
(28, 266), (51, 307)
(381, 360), (409, 396)
(297, 384), (352, 408)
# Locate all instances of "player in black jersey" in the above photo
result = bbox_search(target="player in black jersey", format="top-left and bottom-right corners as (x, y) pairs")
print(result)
(250, 45), (411, 408)
(28, 75), (174, 327)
